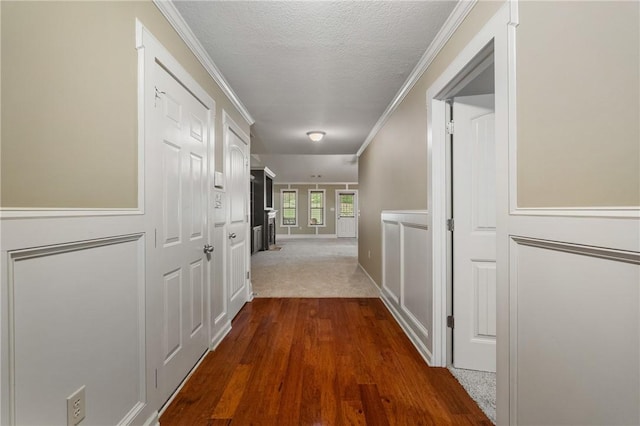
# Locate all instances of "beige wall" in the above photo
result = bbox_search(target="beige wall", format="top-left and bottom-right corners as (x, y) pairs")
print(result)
(517, 1), (639, 207)
(359, 0), (640, 285)
(274, 183), (356, 236)
(1, 1), (249, 208)
(358, 1), (504, 285)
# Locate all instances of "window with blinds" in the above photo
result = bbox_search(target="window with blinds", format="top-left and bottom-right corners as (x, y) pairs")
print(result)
(281, 190), (297, 226)
(309, 190), (325, 226)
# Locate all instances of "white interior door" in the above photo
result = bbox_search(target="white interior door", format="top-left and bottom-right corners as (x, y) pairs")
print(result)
(226, 126), (250, 321)
(452, 94), (496, 372)
(336, 191), (357, 238)
(152, 63), (210, 403)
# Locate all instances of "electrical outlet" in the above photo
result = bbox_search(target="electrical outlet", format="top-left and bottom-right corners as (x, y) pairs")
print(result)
(67, 386), (85, 426)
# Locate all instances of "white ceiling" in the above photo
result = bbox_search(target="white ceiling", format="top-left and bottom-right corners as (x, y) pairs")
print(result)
(251, 154), (358, 183)
(173, 0), (457, 178)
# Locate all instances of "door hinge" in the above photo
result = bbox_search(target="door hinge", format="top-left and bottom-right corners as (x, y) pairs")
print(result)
(246, 271), (250, 279)
(446, 218), (454, 231)
(154, 368), (158, 388)
(446, 120), (454, 135)
(447, 315), (455, 329)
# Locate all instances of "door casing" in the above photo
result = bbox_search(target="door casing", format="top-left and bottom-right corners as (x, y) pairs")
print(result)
(425, 3), (514, 424)
(336, 190), (358, 238)
(139, 22), (216, 413)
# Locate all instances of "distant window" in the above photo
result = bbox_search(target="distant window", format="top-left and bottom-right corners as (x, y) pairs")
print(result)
(308, 190), (325, 226)
(339, 193), (355, 218)
(281, 190), (297, 226)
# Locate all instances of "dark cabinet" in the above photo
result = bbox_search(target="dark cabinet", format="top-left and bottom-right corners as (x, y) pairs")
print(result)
(250, 167), (276, 252)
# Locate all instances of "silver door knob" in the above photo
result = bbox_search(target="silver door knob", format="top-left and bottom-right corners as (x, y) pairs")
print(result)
(203, 244), (214, 254)
(228, 233), (237, 239)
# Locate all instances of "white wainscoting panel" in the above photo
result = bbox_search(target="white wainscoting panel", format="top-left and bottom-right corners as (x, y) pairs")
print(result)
(9, 234), (146, 425)
(401, 223), (432, 351)
(210, 223), (230, 349)
(381, 211), (432, 364)
(510, 228), (640, 425)
(382, 220), (401, 304)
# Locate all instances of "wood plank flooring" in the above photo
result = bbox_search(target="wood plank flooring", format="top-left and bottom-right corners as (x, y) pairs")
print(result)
(160, 298), (491, 425)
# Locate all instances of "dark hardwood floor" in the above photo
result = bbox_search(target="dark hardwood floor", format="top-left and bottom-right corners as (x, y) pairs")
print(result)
(160, 298), (491, 425)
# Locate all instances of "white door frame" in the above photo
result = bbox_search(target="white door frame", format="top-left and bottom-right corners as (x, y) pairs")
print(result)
(222, 111), (252, 310)
(426, 3), (516, 424)
(137, 20), (215, 413)
(336, 189), (358, 238)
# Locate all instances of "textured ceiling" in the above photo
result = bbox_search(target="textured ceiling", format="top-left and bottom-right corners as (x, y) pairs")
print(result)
(173, 1), (457, 157)
(251, 154), (358, 183)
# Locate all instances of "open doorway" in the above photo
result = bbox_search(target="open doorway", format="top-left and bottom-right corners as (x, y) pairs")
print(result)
(430, 43), (499, 422)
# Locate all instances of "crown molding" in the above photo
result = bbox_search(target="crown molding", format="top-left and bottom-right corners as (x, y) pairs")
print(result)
(356, 0), (477, 157)
(153, 0), (255, 125)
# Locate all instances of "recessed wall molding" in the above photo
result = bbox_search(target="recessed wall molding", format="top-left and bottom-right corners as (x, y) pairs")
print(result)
(380, 210), (432, 365)
(6, 233), (146, 425)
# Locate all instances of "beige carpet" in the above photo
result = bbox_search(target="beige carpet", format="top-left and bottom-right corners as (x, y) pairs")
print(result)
(251, 238), (380, 298)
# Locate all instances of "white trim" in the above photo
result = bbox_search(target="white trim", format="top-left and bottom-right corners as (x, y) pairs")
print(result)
(356, 0), (477, 157)
(379, 210), (429, 219)
(380, 294), (433, 366)
(138, 20), (217, 417)
(358, 263), (380, 289)
(152, 0), (254, 126)
(4, 231), (147, 425)
(275, 182), (358, 186)
(336, 189), (359, 238)
(157, 349), (210, 417)
(508, 218), (639, 424)
(510, 215), (640, 254)
(142, 411), (160, 426)
(426, 3), (512, 424)
(280, 188), (299, 227)
(0, 208), (142, 219)
(209, 320), (231, 351)
(510, 235), (640, 264)
(511, 207), (640, 218)
(308, 189), (327, 227)
(380, 211), (433, 365)
(276, 234), (338, 240)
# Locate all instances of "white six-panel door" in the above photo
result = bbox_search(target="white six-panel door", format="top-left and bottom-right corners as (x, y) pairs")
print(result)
(453, 94), (496, 372)
(225, 121), (250, 321)
(153, 63), (210, 403)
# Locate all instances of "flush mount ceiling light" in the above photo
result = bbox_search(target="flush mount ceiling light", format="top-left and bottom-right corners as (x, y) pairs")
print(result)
(306, 131), (326, 142)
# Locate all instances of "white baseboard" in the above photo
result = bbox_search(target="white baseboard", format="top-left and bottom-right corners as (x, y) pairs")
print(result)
(380, 293), (433, 366)
(358, 263), (380, 291)
(277, 234), (338, 239)
(141, 411), (159, 426)
(210, 321), (231, 351)
(158, 349), (210, 417)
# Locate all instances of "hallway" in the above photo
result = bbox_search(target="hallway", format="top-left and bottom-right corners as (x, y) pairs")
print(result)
(160, 298), (491, 425)
(251, 239), (379, 298)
